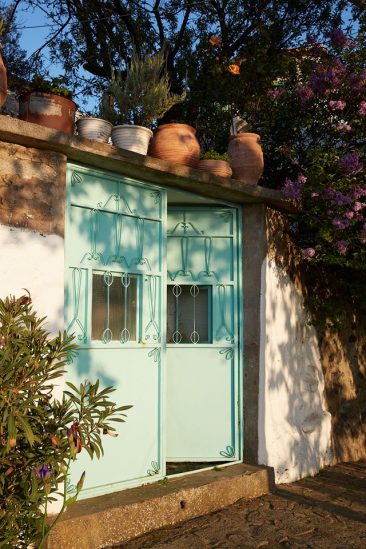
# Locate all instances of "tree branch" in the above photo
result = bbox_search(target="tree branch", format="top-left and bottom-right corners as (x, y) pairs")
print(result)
(111, 0), (141, 55)
(153, 0), (165, 47)
(171, 3), (192, 59)
(29, 15), (71, 60)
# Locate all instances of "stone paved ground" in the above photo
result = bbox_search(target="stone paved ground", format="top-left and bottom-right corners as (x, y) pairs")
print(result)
(119, 462), (366, 549)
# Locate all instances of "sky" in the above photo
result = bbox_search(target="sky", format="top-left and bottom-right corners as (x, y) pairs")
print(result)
(10, 2), (62, 75)
(4, 1), (97, 110)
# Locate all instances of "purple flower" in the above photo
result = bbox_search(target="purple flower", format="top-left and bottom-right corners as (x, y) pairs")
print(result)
(310, 61), (347, 94)
(358, 101), (366, 116)
(267, 88), (285, 99)
(323, 187), (336, 200)
(329, 100), (346, 110)
(330, 29), (354, 49)
(282, 175), (306, 199)
(336, 123), (352, 132)
(349, 72), (366, 95)
(332, 216), (351, 229)
(34, 464), (52, 480)
(339, 153), (364, 176)
(329, 191), (351, 206)
(353, 201), (365, 212)
(335, 240), (348, 254)
(344, 211), (354, 219)
(297, 86), (314, 107)
(302, 247), (316, 259)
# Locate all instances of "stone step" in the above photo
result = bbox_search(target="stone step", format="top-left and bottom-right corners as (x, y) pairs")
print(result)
(47, 463), (274, 549)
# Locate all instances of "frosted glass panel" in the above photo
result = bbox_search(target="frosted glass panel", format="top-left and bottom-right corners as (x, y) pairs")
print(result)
(92, 272), (137, 342)
(167, 284), (211, 344)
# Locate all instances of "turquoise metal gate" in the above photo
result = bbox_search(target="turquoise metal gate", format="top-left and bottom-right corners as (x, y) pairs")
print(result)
(65, 164), (166, 498)
(166, 207), (242, 462)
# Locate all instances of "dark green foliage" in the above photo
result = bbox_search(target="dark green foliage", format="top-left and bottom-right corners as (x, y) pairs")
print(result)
(25, 75), (73, 99)
(0, 294), (131, 548)
(201, 150), (230, 161)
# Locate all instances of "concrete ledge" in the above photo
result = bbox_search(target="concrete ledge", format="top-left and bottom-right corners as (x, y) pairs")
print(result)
(47, 463), (274, 549)
(0, 116), (297, 212)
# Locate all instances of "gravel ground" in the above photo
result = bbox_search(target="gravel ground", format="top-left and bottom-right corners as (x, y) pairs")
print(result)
(117, 462), (366, 549)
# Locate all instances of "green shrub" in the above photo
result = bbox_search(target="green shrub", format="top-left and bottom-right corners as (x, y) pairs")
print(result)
(103, 48), (185, 127)
(0, 293), (131, 548)
(201, 150), (229, 161)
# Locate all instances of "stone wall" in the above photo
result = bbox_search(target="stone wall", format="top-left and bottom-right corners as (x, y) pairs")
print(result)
(261, 208), (366, 479)
(0, 141), (66, 236)
(0, 140), (66, 335)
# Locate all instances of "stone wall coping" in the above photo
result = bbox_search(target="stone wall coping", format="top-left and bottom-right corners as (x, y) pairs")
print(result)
(0, 115), (297, 212)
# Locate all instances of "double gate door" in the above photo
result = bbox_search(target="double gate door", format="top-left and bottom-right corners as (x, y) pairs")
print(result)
(65, 164), (242, 498)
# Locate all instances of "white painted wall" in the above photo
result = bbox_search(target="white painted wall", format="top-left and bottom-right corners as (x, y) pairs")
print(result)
(0, 225), (64, 334)
(258, 258), (332, 483)
(0, 224), (65, 513)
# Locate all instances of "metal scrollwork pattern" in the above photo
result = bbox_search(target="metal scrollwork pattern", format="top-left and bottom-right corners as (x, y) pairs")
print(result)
(144, 276), (160, 341)
(216, 285), (234, 343)
(219, 445), (235, 458)
(67, 268), (87, 342)
(147, 460), (160, 476)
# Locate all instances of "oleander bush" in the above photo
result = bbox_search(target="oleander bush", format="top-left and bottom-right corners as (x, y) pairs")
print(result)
(0, 293), (131, 548)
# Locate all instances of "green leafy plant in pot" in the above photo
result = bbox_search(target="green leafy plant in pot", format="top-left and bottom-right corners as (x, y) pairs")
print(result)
(103, 48), (185, 155)
(198, 149), (232, 178)
(19, 75), (77, 134)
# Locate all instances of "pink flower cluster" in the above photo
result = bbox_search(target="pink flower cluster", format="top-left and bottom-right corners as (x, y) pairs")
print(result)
(335, 240), (348, 254)
(329, 100), (346, 110)
(302, 247), (316, 259)
(358, 101), (366, 116)
(337, 124), (352, 132)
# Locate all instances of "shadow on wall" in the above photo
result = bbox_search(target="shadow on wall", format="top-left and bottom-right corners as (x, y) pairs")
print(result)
(0, 134), (65, 250)
(262, 209), (366, 481)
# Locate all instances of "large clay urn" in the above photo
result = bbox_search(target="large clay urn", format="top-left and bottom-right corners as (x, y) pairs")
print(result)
(19, 92), (77, 134)
(0, 48), (7, 108)
(228, 132), (264, 185)
(148, 123), (200, 168)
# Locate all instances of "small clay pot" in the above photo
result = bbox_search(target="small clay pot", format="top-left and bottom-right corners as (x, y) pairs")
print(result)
(0, 49), (7, 108)
(228, 132), (264, 185)
(198, 159), (232, 178)
(19, 92), (77, 134)
(148, 123), (200, 167)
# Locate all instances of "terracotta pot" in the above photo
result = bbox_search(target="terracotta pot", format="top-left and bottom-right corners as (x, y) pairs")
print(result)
(0, 49), (7, 108)
(198, 159), (232, 178)
(111, 125), (153, 155)
(77, 117), (113, 143)
(18, 92), (77, 134)
(148, 123), (200, 167)
(228, 133), (264, 185)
